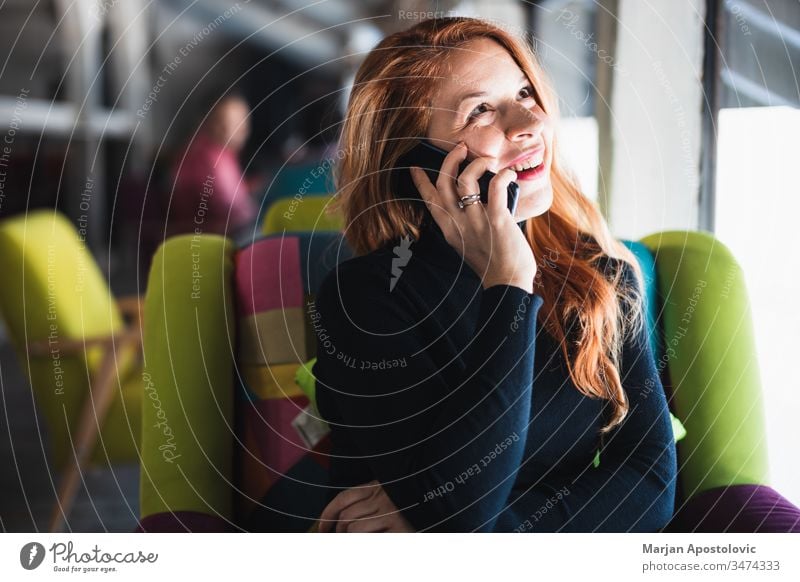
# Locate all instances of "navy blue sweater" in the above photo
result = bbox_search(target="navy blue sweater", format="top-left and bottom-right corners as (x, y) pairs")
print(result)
(312, 217), (677, 532)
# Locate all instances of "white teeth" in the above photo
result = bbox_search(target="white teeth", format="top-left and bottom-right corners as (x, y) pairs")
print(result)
(510, 157), (543, 172)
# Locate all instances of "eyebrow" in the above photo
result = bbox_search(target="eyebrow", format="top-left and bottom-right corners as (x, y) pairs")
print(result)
(454, 74), (530, 108)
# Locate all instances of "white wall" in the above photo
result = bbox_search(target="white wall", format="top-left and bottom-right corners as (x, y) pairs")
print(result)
(606, 0), (706, 240)
(715, 106), (800, 507)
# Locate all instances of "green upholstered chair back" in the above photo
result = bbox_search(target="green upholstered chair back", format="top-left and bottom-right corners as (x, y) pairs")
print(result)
(0, 210), (140, 468)
(638, 231), (768, 500)
(260, 195), (343, 236)
(138, 234), (237, 525)
(256, 160), (335, 234)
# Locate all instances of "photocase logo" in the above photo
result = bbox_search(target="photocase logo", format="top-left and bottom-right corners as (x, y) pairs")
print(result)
(390, 233), (414, 292)
(20, 542), (45, 570)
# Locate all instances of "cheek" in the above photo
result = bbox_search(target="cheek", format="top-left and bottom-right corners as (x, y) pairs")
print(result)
(465, 128), (507, 159)
(542, 127), (555, 154)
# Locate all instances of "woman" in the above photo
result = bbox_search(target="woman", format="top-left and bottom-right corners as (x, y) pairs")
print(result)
(312, 16), (677, 533)
(169, 91), (257, 237)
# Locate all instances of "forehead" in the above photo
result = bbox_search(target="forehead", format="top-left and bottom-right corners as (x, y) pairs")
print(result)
(439, 38), (522, 90)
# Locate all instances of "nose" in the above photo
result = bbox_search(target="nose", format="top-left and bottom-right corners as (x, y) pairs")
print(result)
(504, 102), (540, 143)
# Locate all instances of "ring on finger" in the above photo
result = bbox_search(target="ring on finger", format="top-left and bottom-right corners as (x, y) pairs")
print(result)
(457, 193), (482, 209)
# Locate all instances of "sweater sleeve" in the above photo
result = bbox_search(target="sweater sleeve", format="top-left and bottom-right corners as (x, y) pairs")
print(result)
(492, 261), (678, 532)
(312, 262), (544, 532)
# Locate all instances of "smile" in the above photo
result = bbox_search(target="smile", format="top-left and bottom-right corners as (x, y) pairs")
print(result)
(507, 153), (544, 172)
(508, 153), (547, 181)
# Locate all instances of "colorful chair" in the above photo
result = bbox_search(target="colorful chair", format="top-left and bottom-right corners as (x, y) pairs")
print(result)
(136, 229), (799, 532)
(137, 233), (238, 531)
(137, 231), (351, 531)
(256, 161), (335, 233)
(0, 210), (143, 532)
(260, 194), (343, 236)
(636, 231), (798, 532)
(232, 233), (350, 531)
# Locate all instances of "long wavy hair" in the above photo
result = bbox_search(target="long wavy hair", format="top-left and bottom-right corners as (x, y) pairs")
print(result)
(329, 17), (645, 434)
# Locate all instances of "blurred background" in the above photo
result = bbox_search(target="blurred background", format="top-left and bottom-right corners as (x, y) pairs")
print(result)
(0, 0), (798, 532)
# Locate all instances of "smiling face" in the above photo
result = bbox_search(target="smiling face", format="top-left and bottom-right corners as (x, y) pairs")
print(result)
(426, 37), (554, 220)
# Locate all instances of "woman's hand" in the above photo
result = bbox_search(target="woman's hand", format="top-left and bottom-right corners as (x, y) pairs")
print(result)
(318, 479), (416, 533)
(409, 142), (537, 293)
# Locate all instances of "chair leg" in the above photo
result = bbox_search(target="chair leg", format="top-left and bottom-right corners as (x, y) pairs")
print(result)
(49, 332), (139, 532)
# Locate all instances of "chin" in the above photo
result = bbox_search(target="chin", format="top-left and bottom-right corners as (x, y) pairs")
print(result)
(515, 181), (553, 221)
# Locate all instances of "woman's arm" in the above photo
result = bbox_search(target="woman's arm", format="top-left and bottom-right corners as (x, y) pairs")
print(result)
(493, 261), (678, 532)
(313, 260), (544, 532)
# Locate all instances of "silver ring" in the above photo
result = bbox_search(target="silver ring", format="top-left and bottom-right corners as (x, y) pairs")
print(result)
(458, 193), (482, 209)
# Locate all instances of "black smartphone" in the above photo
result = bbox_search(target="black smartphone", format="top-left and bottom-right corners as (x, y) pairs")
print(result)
(392, 140), (520, 216)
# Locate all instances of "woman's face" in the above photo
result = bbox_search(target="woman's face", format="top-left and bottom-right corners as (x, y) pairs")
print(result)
(426, 37), (554, 220)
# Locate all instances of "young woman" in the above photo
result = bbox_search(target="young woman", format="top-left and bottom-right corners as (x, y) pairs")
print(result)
(312, 16), (677, 533)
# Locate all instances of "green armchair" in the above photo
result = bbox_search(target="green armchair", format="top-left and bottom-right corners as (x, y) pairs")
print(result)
(0, 210), (143, 532)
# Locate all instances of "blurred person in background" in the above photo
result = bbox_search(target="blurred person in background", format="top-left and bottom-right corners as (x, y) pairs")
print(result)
(168, 90), (259, 238)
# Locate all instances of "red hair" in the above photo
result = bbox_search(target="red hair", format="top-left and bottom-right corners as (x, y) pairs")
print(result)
(329, 17), (645, 433)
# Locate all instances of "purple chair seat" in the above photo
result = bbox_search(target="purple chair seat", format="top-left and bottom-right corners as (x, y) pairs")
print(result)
(667, 485), (800, 532)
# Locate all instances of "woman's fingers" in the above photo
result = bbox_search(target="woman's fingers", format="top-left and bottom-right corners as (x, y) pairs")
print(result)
(318, 481), (415, 533)
(344, 514), (392, 533)
(339, 500), (379, 522)
(318, 481), (378, 532)
(455, 155), (492, 197)
(345, 509), (415, 533)
(486, 168), (517, 217)
(435, 140), (468, 193)
(409, 165), (454, 212)
(409, 166), (457, 234)
(335, 505), (380, 533)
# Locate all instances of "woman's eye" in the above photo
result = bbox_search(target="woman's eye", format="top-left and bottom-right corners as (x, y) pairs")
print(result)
(466, 86), (535, 122)
(468, 103), (491, 120)
(519, 85), (535, 100)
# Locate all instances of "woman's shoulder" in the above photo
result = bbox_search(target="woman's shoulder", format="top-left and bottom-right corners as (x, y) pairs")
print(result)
(315, 245), (410, 318)
(318, 243), (395, 287)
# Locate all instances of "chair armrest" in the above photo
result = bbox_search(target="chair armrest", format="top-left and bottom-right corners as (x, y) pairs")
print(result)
(116, 295), (144, 324)
(27, 332), (138, 357)
(26, 295), (142, 357)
